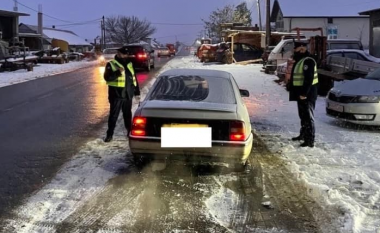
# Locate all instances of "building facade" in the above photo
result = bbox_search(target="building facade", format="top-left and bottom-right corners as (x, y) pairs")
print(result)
(360, 8), (380, 57)
(270, 0), (370, 49)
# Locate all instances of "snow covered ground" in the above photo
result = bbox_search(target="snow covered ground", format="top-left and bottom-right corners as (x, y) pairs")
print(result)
(0, 60), (98, 88)
(4, 55), (380, 233)
(140, 56), (380, 233)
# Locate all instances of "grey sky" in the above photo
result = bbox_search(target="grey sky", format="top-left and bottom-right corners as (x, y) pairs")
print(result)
(0, 0), (379, 45)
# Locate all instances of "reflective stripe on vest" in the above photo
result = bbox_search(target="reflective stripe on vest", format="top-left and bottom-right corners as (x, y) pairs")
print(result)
(293, 57), (318, 86)
(107, 60), (137, 87)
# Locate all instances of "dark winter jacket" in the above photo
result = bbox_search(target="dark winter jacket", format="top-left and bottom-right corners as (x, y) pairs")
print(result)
(289, 51), (318, 102)
(104, 55), (140, 101)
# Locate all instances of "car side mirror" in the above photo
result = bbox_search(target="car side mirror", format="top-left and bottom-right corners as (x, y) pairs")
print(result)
(239, 89), (250, 97)
(151, 50), (155, 53)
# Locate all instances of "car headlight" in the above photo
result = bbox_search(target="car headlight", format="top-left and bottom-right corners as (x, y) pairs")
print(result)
(354, 96), (380, 103)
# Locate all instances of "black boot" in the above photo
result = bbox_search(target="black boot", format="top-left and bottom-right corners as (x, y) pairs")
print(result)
(291, 135), (304, 141)
(300, 141), (314, 148)
(104, 135), (113, 143)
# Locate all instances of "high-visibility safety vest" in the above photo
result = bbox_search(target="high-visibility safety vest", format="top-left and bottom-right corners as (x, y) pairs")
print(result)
(292, 57), (318, 86)
(107, 60), (137, 87)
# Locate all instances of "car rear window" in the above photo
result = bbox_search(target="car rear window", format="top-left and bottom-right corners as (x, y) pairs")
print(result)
(104, 49), (117, 54)
(149, 75), (236, 104)
(329, 43), (361, 50)
(124, 46), (144, 53)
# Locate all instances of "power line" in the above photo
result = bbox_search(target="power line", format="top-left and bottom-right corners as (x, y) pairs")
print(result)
(46, 18), (102, 27)
(17, 1), (72, 23)
(151, 22), (203, 26)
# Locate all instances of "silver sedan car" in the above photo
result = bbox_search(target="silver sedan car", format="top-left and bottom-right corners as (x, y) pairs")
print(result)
(129, 69), (253, 170)
(326, 67), (380, 125)
(157, 47), (171, 57)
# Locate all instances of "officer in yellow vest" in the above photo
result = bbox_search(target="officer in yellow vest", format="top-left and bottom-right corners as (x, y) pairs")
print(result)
(289, 41), (318, 148)
(103, 46), (140, 142)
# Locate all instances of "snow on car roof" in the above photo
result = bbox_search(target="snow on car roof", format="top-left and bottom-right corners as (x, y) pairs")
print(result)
(159, 69), (233, 79)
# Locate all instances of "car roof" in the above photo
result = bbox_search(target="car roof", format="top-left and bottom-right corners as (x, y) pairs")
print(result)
(327, 49), (367, 55)
(327, 39), (361, 42)
(159, 69), (233, 79)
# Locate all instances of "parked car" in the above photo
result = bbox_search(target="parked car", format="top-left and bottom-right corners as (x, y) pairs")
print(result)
(216, 42), (263, 63)
(326, 49), (380, 63)
(129, 68), (253, 170)
(157, 47), (171, 57)
(166, 43), (176, 56)
(102, 48), (118, 60)
(124, 44), (155, 71)
(327, 39), (363, 50)
(266, 38), (363, 73)
(326, 67), (380, 125)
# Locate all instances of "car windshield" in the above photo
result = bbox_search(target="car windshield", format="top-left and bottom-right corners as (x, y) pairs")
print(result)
(149, 75), (236, 104)
(366, 68), (380, 80)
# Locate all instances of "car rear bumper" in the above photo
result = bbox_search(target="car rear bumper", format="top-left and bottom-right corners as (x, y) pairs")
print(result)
(129, 132), (253, 163)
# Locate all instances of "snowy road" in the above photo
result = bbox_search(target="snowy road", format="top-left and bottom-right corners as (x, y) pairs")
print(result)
(4, 53), (377, 232)
(3, 137), (321, 233)
(0, 56), (173, 225)
(0, 53), (324, 233)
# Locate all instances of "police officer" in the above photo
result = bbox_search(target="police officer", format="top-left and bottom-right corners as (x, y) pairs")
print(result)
(103, 46), (140, 142)
(289, 41), (318, 148)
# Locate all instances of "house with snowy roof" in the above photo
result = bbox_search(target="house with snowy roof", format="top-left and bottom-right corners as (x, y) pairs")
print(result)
(270, 0), (370, 48)
(19, 23), (92, 52)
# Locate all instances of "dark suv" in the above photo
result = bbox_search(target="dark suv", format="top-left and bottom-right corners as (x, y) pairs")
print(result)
(216, 42), (263, 63)
(124, 44), (155, 71)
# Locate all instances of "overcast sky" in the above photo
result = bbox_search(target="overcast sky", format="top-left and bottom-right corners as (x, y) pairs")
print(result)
(0, 0), (379, 45)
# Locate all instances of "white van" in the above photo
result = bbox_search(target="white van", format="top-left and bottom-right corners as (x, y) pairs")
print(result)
(265, 39), (308, 73)
(265, 39), (363, 73)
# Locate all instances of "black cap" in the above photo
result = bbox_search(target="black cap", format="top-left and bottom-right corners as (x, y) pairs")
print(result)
(117, 46), (129, 54)
(294, 40), (307, 49)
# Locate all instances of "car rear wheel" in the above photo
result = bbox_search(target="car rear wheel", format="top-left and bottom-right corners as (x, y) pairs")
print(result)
(146, 60), (151, 72)
(233, 161), (247, 172)
(133, 153), (150, 170)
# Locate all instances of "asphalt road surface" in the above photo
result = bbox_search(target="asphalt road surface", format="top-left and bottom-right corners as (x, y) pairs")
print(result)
(0, 54), (174, 222)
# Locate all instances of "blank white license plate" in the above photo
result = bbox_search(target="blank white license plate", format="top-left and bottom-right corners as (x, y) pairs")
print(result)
(328, 102), (344, 112)
(161, 127), (212, 148)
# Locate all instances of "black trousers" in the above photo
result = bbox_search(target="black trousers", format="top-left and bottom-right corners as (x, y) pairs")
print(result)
(297, 99), (316, 143)
(106, 98), (133, 137)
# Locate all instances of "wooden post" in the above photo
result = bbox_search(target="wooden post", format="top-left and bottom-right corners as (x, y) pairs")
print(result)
(232, 34), (237, 63)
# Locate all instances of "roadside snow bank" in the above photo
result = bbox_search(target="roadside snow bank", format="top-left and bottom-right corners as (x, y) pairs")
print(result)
(0, 60), (98, 88)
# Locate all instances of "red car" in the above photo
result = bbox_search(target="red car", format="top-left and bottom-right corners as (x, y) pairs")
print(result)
(166, 44), (176, 56)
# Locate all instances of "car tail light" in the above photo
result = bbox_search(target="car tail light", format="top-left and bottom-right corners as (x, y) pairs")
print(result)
(229, 121), (246, 141)
(137, 53), (147, 59)
(131, 117), (147, 136)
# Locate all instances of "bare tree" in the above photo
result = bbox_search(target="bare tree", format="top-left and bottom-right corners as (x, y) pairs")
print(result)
(202, 5), (235, 38)
(105, 16), (156, 44)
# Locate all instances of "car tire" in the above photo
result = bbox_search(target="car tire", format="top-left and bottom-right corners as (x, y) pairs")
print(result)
(133, 153), (150, 170)
(146, 60), (151, 72)
(233, 161), (247, 172)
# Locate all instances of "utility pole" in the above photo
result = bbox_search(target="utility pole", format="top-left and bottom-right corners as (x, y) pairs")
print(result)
(257, 0), (263, 31)
(265, 0), (271, 47)
(102, 16), (106, 48)
(13, 0), (18, 12)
